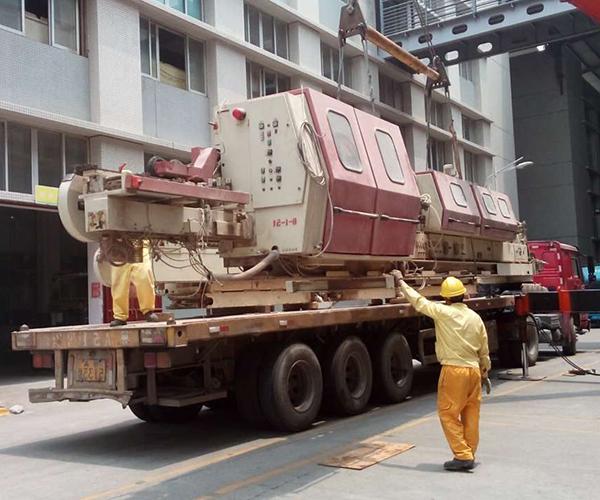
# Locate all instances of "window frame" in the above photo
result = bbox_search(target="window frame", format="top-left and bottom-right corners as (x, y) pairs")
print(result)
(245, 61), (291, 98)
(327, 110), (363, 174)
(449, 182), (468, 208)
(378, 72), (404, 111)
(0, 119), (88, 195)
(0, 0), (81, 54)
(159, 0), (204, 21)
(375, 129), (405, 185)
(497, 197), (512, 219)
(481, 192), (497, 215)
(244, 3), (288, 59)
(140, 18), (207, 96)
(321, 42), (350, 86)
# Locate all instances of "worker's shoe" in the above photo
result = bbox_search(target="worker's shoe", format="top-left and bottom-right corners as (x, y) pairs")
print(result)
(110, 319), (127, 327)
(443, 459), (475, 471)
(145, 312), (160, 322)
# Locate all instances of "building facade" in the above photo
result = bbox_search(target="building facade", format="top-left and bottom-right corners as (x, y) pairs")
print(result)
(0, 0), (516, 338)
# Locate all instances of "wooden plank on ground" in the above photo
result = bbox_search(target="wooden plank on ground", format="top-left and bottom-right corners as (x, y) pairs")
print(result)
(320, 441), (414, 470)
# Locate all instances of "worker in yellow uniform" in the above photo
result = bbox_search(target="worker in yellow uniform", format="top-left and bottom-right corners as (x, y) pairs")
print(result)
(392, 271), (491, 472)
(110, 244), (159, 327)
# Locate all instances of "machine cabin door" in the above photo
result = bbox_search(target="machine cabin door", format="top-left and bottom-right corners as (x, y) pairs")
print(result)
(299, 89), (377, 255)
(355, 109), (421, 256)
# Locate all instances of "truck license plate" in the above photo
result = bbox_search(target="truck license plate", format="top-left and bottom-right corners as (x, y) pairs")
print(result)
(76, 359), (106, 383)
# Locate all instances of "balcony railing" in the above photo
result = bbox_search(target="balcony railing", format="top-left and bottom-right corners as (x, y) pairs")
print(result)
(381, 0), (518, 38)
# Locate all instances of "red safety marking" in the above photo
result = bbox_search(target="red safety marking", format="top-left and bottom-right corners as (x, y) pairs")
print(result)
(558, 288), (572, 314)
(515, 294), (530, 317)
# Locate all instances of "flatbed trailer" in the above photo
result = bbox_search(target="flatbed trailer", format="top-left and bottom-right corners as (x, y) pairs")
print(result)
(13, 293), (533, 432)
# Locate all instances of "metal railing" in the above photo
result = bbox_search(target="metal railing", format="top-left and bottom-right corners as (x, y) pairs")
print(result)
(381, 0), (518, 38)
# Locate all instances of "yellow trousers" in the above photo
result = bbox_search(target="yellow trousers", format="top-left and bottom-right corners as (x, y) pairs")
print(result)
(111, 262), (155, 321)
(437, 365), (482, 461)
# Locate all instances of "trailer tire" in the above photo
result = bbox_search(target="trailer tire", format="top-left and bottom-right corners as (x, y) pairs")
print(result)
(562, 319), (577, 356)
(259, 343), (322, 432)
(372, 332), (414, 404)
(129, 403), (201, 423)
(498, 318), (538, 368)
(235, 346), (266, 426)
(325, 336), (372, 416)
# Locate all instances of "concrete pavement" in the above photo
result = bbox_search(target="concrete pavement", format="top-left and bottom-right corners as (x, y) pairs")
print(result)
(1, 331), (599, 500)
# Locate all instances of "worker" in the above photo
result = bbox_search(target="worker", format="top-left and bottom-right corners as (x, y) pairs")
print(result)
(110, 243), (159, 327)
(392, 271), (491, 472)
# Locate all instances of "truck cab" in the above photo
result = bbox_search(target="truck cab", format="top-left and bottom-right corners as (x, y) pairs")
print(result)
(528, 240), (588, 354)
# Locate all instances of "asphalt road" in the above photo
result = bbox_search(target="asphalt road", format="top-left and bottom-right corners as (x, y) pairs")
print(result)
(1, 331), (600, 500)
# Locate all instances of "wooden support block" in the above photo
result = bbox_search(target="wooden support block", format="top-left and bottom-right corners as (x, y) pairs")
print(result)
(320, 441), (414, 470)
(54, 349), (64, 389)
(116, 349), (127, 392)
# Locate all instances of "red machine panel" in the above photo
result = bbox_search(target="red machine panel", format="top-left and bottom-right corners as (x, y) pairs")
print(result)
(417, 171), (480, 235)
(296, 89), (377, 255)
(354, 109), (421, 256)
(471, 185), (519, 241)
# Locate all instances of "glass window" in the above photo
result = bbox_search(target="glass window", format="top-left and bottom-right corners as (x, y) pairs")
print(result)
(375, 130), (405, 184)
(277, 75), (290, 92)
(459, 60), (474, 82)
(7, 123), (32, 194)
(321, 43), (332, 80)
(482, 193), (497, 215)
(450, 182), (468, 208)
(188, 38), (205, 93)
(53, 0), (77, 51)
(262, 12), (274, 54)
(140, 18), (151, 75)
(65, 135), (87, 174)
(275, 19), (288, 58)
(167, 0), (184, 12)
(246, 62), (289, 98)
(321, 43), (349, 85)
(0, 0), (22, 31)
(430, 139), (446, 170)
(159, 28), (186, 89)
(498, 198), (512, 219)
(187, 0), (202, 20)
(246, 5), (260, 47)
(571, 257), (581, 278)
(327, 111), (362, 173)
(0, 123), (5, 190)
(25, 0), (49, 44)
(38, 130), (62, 187)
(462, 115), (472, 141)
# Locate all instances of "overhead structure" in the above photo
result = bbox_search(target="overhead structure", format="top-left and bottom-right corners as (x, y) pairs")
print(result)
(380, 0), (600, 66)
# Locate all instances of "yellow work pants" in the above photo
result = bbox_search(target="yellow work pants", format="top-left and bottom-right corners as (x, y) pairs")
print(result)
(111, 262), (155, 321)
(437, 365), (482, 461)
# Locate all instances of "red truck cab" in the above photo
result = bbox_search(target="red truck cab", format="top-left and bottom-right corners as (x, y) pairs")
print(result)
(528, 240), (589, 334)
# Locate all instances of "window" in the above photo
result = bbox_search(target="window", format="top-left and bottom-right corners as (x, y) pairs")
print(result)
(321, 42), (351, 86)
(459, 60), (474, 82)
(498, 198), (512, 219)
(571, 257), (581, 278)
(375, 130), (405, 184)
(430, 101), (445, 128)
(464, 151), (477, 183)
(0, 121), (87, 194)
(1, 1), (81, 53)
(157, 0), (203, 20)
(244, 4), (288, 59)
(140, 18), (206, 94)
(430, 139), (447, 170)
(379, 73), (404, 111)
(450, 182), (468, 208)
(327, 111), (362, 173)
(246, 61), (290, 98)
(482, 193), (497, 215)
(462, 115), (473, 142)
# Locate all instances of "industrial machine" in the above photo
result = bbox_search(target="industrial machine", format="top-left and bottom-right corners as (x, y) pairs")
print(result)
(13, 1), (563, 433)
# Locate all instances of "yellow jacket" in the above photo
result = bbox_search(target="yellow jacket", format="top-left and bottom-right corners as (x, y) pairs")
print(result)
(399, 281), (491, 371)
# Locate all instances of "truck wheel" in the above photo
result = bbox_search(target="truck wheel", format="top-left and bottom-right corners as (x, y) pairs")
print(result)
(371, 332), (414, 404)
(498, 319), (538, 368)
(325, 336), (372, 416)
(235, 346), (266, 426)
(562, 319), (577, 356)
(259, 343), (322, 432)
(129, 403), (201, 423)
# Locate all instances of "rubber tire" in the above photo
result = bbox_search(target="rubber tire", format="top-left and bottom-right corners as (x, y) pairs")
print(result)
(562, 319), (577, 356)
(235, 346), (266, 426)
(371, 332), (414, 404)
(129, 403), (201, 423)
(498, 318), (538, 368)
(259, 343), (323, 432)
(325, 336), (372, 416)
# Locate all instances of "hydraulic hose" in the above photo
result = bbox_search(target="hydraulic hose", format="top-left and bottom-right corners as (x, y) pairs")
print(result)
(211, 249), (280, 281)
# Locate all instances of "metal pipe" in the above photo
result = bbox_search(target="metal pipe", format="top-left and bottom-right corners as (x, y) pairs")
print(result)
(365, 25), (440, 81)
(212, 249), (280, 281)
